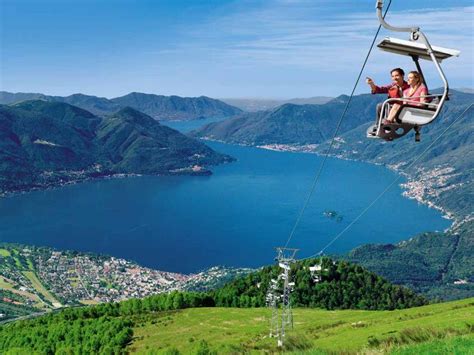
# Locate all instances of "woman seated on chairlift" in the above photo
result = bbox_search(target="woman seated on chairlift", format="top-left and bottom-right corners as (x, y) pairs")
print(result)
(385, 71), (428, 123)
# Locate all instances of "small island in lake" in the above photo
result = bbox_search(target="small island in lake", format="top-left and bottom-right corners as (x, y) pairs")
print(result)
(323, 210), (343, 222)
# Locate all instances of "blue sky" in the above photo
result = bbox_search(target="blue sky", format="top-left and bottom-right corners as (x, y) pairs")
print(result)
(1, 0), (472, 98)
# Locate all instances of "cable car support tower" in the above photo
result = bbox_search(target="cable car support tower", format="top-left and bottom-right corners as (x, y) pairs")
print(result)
(266, 247), (298, 347)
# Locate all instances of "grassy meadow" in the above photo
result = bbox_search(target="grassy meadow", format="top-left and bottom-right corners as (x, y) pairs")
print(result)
(128, 297), (474, 354)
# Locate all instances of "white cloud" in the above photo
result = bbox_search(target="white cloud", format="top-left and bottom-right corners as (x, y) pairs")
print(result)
(168, 2), (472, 91)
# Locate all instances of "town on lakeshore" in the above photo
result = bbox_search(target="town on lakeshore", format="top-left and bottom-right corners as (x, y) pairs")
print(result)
(0, 244), (251, 320)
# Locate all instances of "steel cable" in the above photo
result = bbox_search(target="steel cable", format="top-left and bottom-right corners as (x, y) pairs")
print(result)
(283, 0), (393, 248)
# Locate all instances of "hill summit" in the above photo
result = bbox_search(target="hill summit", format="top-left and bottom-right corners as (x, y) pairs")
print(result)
(0, 101), (232, 194)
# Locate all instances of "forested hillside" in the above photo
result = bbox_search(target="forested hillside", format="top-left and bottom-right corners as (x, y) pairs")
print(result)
(192, 94), (380, 145)
(347, 221), (474, 301)
(0, 101), (232, 194)
(111, 92), (242, 120)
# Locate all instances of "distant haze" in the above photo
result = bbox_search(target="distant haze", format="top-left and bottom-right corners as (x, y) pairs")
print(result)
(219, 97), (333, 112)
(455, 88), (474, 94)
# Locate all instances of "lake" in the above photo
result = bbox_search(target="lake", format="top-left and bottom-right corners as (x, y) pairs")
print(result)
(0, 118), (450, 273)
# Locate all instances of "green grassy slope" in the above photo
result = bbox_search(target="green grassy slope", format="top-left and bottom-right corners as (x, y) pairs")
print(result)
(391, 335), (474, 355)
(1, 294), (471, 353)
(128, 298), (474, 354)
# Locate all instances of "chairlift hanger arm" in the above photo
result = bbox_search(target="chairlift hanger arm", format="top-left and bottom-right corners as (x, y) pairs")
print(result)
(376, 0), (418, 33)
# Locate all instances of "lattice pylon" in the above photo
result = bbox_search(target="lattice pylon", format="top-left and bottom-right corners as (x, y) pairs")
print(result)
(274, 247), (298, 347)
(266, 278), (280, 338)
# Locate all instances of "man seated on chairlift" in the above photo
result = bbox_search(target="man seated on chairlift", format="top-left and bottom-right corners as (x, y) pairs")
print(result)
(366, 68), (409, 126)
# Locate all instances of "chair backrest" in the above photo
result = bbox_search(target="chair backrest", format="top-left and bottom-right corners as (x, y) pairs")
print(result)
(399, 106), (435, 125)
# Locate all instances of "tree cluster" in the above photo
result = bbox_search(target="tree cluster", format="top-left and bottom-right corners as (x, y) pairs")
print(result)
(0, 315), (132, 354)
(211, 258), (427, 310)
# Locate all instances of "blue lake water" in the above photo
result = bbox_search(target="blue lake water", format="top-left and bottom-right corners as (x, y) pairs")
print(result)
(0, 119), (450, 273)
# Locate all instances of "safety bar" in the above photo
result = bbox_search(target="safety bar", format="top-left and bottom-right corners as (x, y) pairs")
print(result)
(384, 94), (444, 103)
(375, 96), (440, 135)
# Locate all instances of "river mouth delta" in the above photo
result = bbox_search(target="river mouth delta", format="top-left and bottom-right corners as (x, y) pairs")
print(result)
(0, 117), (451, 273)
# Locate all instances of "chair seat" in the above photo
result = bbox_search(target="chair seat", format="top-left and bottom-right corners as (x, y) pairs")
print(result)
(398, 105), (436, 125)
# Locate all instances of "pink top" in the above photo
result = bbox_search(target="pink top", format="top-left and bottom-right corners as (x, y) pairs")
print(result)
(403, 84), (428, 106)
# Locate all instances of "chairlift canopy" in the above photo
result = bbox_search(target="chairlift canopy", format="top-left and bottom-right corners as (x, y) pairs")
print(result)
(377, 37), (460, 62)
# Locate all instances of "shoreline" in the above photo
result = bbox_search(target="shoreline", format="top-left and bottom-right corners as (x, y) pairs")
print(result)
(253, 142), (460, 230)
(1, 138), (465, 231)
(0, 164), (220, 199)
(200, 138), (466, 232)
(0, 173), (142, 199)
(2, 138), (459, 230)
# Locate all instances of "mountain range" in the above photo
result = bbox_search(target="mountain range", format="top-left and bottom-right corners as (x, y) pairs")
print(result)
(0, 100), (232, 194)
(0, 91), (242, 121)
(0, 88), (471, 299)
(220, 96), (333, 112)
(193, 93), (380, 144)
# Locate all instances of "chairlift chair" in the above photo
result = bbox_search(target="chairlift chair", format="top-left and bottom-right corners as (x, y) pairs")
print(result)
(309, 263), (326, 283)
(368, 0), (460, 142)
